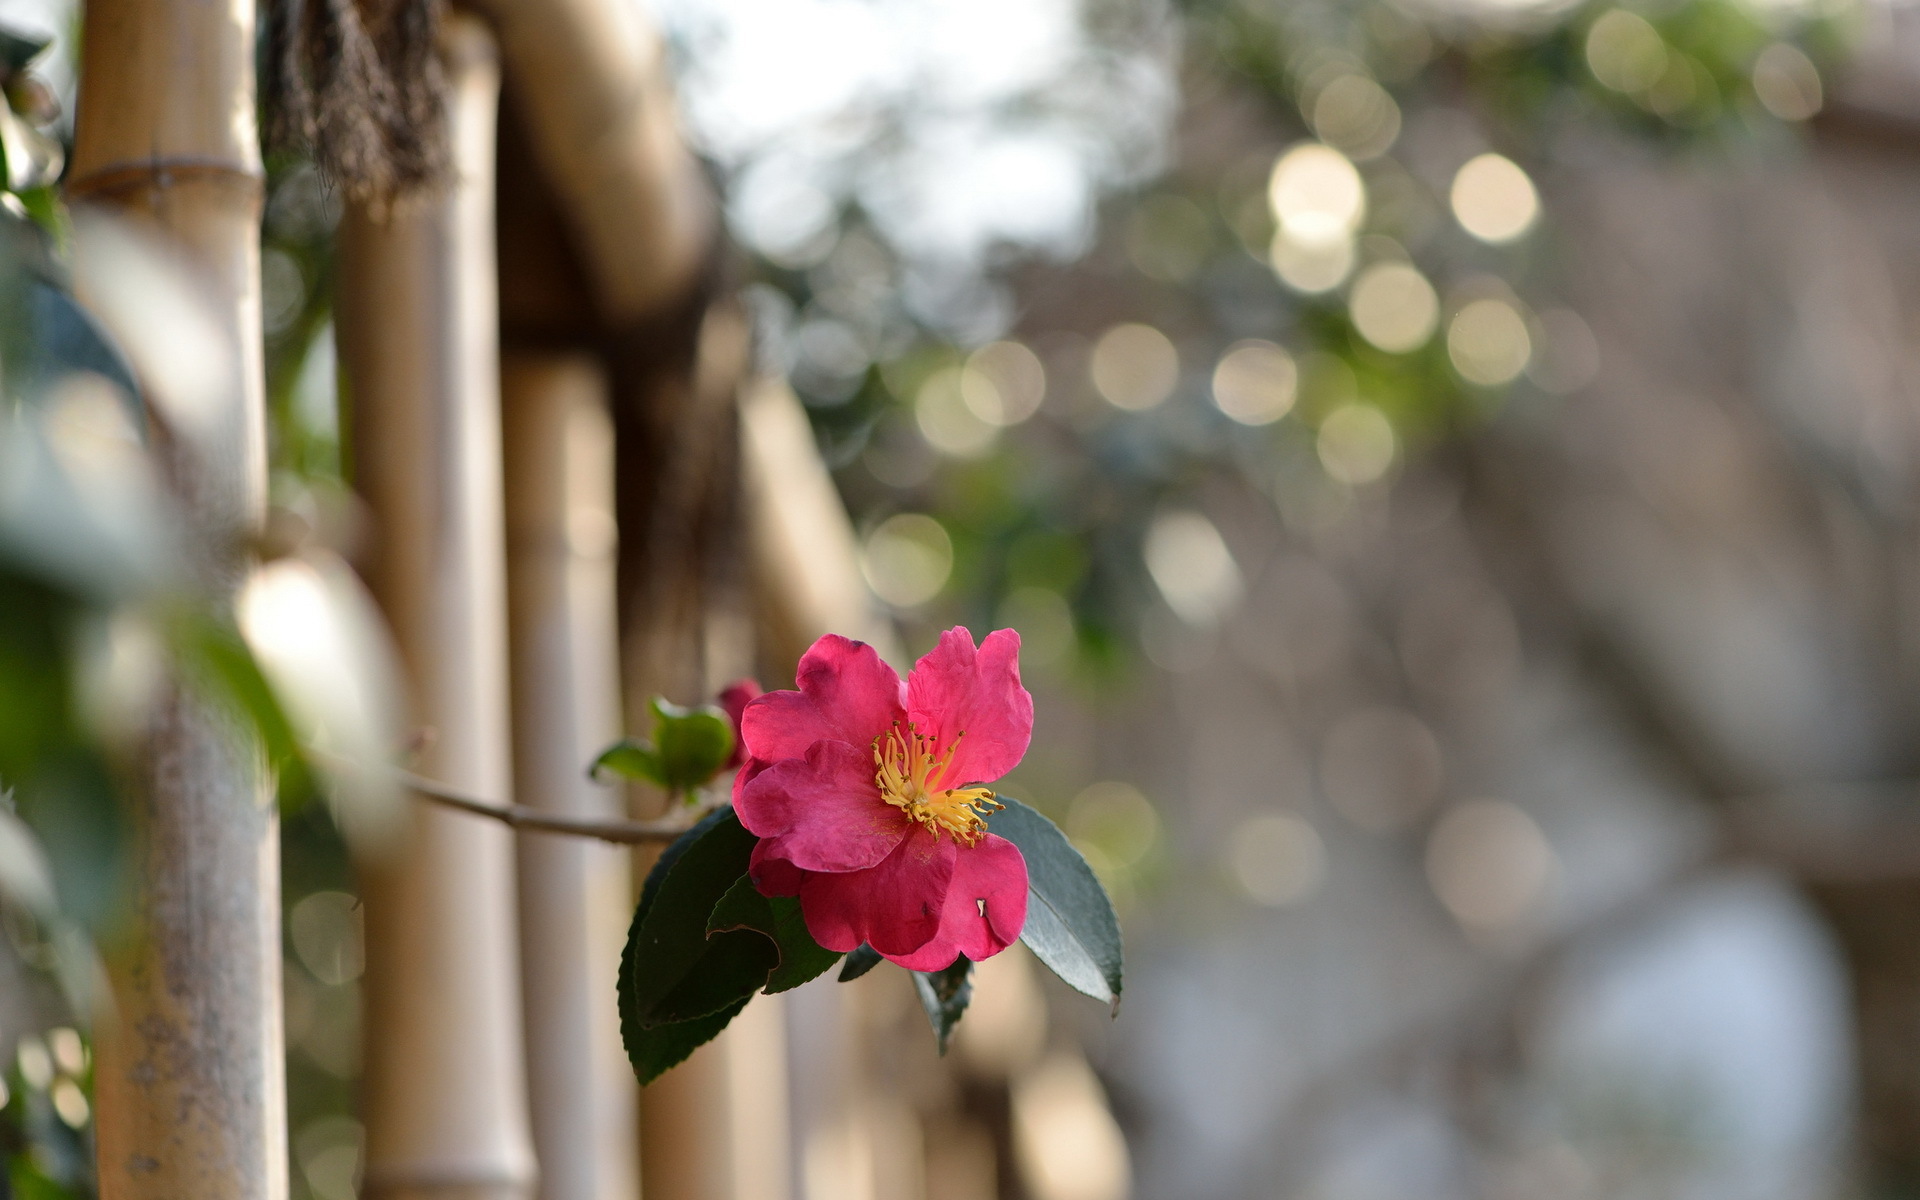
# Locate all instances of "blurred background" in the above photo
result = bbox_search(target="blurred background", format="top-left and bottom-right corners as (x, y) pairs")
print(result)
(4, 0), (1919, 1195)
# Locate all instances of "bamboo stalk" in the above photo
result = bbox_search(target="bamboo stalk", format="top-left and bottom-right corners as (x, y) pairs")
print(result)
(501, 352), (641, 1200)
(66, 0), (286, 1196)
(738, 374), (920, 1200)
(336, 14), (537, 1200)
(460, 0), (712, 323)
(740, 377), (902, 667)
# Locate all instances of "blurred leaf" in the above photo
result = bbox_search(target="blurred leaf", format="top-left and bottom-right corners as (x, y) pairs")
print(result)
(23, 281), (139, 402)
(911, 957), (973, 1054)
(650, 696), (736, 793)
(838, 942), (884, 981)
(707, 876), (842, 993)
(12, 186), (64, 245)
(237, 554), (404, 838)
(0, 802), (56, 917)
(173, 611), (304, 776)
(591, 738), (664, 786)
(0, 411), (176, 601)
(0, 26), (48, 76)
(0, 101), (58, 193)
(989, 795), (1124, 1010)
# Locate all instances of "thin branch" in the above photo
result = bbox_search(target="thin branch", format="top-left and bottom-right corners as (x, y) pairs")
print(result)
(316, 748), (703, 844)
(395, 767), (701, 843)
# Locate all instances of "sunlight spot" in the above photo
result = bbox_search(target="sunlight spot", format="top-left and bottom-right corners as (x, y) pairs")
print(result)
(1450, 153), (1540, 244)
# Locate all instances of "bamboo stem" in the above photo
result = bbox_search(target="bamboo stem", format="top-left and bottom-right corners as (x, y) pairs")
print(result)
(501, 352), (641, 1200)
(67, 0), (285, 1195)
(336, 15), (537, 1200)
(461, 0), (711, 323)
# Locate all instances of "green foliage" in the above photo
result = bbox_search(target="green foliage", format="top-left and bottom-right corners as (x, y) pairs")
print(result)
(707, 877), (843, 994)
(617, 808), (846, 1084)
(838, 943), (884, 981)
(619, 795), (1126, 1082)
(990, 796), (1125, 1009)
(592, 696), (736, 797)
(911, 958), (974, 1055)
(622, 808), (764, 1026)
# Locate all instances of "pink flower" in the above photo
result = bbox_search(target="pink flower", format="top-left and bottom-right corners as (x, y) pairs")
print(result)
(717, 679), (763, 769)
(734, 628), (1033, 971)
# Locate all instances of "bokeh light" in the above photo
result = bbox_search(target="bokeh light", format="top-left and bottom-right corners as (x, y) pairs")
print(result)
(1269, 230), (1356, 293)
(1448, 298), (1533, 385)
(915, 365), (1000, 456)
(1090, 323), (1180, 411)
(1316, 404), (1397, 485)
(995, 586), (1078, 667)
(1210, 340), (1298, 425)
(1586, 10), (1667, 94)
(1067, 782), (1163, 871)
(1226, 812), (1327, 906)
(1266, 143), (1366, 295)
(1527, 308), (1602, 393)
(1450, 153), (1540, 243)
(1753, 43), (1822, 120)
(964, 340), (1048, 425)
(1425, 800), (1558, 931)
(1267, 143), (1366, 244)
(1143, 509), (1243, 625)
(1349, 262), (1440, 353)
(861, 513), (954, 607)
(1309, 74), (1402, 161)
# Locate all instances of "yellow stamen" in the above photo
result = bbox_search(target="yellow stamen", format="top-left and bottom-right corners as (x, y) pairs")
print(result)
(873, 722), (1002, 845)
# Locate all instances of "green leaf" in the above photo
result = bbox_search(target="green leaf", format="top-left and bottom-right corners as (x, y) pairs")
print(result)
(592, 738), (665, 786)
(621, 807), (763, 1028)
(707, 876), (843, 993)
(650, 926), (777, 1025)
(649, 696), (737, 793)
(618, 808), (762, 1084)
(173, 611), (312, 797)
(911, 957), (974, 1054)
(619, 911), (751, 1085)
(989, 795), (1124, 1010)
(838, 943), (884, 982)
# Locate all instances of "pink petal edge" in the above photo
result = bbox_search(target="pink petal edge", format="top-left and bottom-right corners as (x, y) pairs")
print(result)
(906, 627), (1034, 787)
(739, 635), (905, 767)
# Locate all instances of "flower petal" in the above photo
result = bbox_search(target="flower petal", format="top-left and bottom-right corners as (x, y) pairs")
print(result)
(887, 834), (1028, 970)
(906, 628), (1033, 786)
(799, 827), (958, 957)
(748, 840), (805, 896)
(740, 635), (905, 766)
(736, 740), (910, 872)
(718, 678), (763, 769)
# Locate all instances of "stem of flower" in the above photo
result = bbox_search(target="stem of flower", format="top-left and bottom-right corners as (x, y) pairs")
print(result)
(315, 750), (703, 844)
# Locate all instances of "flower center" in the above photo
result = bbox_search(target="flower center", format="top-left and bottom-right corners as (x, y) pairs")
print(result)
(873, 723), (1002, 845)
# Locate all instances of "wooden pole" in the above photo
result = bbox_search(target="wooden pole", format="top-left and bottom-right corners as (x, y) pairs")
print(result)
(501, 352), (640, 1200)
(66, 0), (286, 1195)
(337, 14), (537, 1200)
(738, 375), (909, 1200)
(461, 0), (711, 323)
